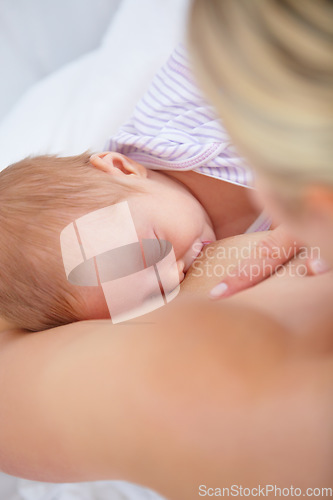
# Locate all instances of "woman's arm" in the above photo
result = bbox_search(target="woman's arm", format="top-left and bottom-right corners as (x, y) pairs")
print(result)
(0, 298), (331, 499)
(0, 301), (283, 485)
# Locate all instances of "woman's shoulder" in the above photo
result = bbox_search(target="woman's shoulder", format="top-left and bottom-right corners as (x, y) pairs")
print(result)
(0, 298), (331, 490)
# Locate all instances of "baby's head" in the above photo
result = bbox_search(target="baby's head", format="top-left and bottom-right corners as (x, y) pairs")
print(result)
(0, 151), (214, 331)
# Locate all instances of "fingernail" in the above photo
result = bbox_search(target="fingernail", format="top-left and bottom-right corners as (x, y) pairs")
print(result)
(209, 282), (228, 299)
(309, 259), (330, 275)
(202, 240), (212, 245)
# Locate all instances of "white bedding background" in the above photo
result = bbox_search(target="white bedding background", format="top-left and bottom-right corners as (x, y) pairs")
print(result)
(0, 0), (189, 170)
(0, 0), (122, 122)
(0, 0), (190, 498)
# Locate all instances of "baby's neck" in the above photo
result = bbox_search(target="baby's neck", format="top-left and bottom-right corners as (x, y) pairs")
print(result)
(163, 170), (261, 238)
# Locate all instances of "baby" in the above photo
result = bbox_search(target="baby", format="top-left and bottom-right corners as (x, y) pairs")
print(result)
(0, 46), (269, 331)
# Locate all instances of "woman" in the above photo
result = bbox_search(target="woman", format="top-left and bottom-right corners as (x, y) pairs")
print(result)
(0, 1), (332, 499)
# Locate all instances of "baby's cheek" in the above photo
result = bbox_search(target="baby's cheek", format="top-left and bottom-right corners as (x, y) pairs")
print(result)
(172, 230), (196, 260)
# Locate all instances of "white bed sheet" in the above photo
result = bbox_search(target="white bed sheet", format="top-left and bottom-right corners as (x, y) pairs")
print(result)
(0, 0), (190, 171)
(0, 472), (167, 500)
(0, 0), (190, 498)
(0, 0), (122, 122)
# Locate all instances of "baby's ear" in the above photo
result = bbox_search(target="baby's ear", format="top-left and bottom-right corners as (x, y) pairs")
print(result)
(90, 152), (147, 178)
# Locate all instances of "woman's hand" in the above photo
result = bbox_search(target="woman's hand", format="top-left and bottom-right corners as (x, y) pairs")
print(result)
(193, 226), (330, 299)
(182, 230), (333, 336)
(182, 227), (298, 296)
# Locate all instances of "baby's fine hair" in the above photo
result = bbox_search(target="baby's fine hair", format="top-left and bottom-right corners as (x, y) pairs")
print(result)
(0, 152), (139, 331)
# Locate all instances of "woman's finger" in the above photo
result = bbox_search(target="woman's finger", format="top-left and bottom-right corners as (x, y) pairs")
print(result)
(306, 258), (331, 276)
(209, 225), (301, 299)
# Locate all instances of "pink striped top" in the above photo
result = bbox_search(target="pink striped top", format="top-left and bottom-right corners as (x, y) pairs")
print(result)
(106, 44), (271, 232)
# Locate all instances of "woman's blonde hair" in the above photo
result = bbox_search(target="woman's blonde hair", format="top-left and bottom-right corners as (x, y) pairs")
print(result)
(188, 0), (333, 187)
(0, 152), (143, 331)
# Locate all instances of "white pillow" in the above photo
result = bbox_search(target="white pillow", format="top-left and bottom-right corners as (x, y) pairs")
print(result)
(0, 0), (122, 121)
(0, 0), (190, 171)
